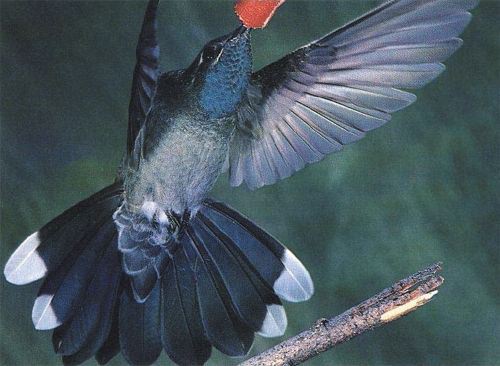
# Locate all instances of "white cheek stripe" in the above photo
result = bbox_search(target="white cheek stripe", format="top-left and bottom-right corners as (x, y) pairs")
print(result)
(214, 49), (224, 64)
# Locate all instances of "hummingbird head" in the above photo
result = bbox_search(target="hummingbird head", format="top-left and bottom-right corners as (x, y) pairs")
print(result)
(188, 26), (252, 118)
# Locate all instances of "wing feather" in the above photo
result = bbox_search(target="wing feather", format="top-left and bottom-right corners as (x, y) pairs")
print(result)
(126, 0), (160, 157)
(230, 0), (477, 189)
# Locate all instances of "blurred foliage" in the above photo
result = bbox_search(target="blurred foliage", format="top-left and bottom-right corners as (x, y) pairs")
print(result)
(1, 1), (499, 365)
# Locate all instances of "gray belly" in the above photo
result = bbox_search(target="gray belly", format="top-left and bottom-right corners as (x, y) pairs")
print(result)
(125, 119), (234, 214)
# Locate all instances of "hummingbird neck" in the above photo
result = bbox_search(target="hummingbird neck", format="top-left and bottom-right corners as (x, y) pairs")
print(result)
(200, 33), (252, 118)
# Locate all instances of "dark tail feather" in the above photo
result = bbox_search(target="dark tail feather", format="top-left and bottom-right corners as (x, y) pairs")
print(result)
(119, 283), (162, 365)
(199, 200), (314, 303)
(160, 250), (211, 366)
(95, 303), (121, 365)
(182, 228), (255, 356)
(4, 182), (125, 365)
(4, 183), (124, 331)
(53, 238), (122, 366)
(4, 183), (123, 286)
(191, 214), (285, 335)
(32, 219), (117, 330)
(158, 199), (313, 360)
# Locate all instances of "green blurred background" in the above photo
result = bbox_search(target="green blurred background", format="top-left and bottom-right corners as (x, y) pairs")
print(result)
(1, 1), (499, 365)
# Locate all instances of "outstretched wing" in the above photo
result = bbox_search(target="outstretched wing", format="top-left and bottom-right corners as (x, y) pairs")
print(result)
(230, 0), (478, 190)
(127, 0), (160, 157)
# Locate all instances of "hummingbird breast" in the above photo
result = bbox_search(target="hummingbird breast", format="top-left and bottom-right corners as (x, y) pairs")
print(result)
(124, 112), (235, 215)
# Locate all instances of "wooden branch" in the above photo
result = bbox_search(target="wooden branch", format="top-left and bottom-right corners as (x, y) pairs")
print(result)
(241, 262), (444, 366)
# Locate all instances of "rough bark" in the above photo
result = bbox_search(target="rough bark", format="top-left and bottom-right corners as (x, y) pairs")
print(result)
(241, 262), (444, 366)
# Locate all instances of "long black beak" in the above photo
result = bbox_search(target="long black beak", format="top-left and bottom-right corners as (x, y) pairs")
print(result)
(228, 25), (250, 40)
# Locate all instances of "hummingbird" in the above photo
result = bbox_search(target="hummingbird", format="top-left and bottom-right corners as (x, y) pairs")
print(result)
(4, 0), (477, 365)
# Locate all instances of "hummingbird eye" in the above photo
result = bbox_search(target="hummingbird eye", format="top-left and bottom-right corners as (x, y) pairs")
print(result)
(203, 44), (222, 63)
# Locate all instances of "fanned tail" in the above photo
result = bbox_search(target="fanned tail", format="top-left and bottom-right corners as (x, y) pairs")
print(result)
(5, 192), (312, 366)
(113, 198), (313, 366)
(4, 182), (125, 366)
(155, 199), (313, 364)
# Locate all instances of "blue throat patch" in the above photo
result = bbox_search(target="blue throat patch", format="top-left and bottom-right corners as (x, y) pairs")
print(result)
(200, 41), (252, 118)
